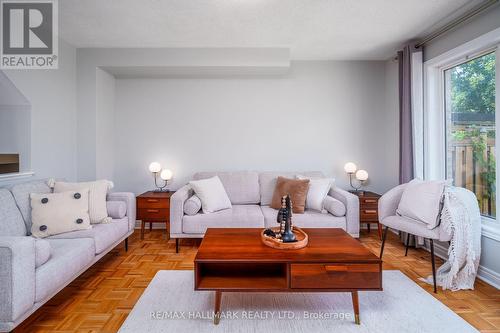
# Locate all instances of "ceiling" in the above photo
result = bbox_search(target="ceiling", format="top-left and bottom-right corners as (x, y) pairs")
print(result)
(60, 0), (481, 60)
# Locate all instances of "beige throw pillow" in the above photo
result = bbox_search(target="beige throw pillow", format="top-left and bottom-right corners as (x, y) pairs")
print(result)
(31, 190), (91, 238)
(52, 180), (113, 224)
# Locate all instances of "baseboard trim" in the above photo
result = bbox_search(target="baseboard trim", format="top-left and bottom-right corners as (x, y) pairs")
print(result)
(134, 221), (167, 229)
(477, 265), (500, 289)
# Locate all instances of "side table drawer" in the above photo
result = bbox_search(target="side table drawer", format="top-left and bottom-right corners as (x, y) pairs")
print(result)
(360, 197), (379, 205)
(360, 209), (379, 221)
(290, 263), (381, 289)
(137, 208), (169, 220)
(137, 197), (170, 209)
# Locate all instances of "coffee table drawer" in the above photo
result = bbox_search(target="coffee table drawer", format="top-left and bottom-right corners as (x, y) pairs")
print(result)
(290, 263), (381, 289)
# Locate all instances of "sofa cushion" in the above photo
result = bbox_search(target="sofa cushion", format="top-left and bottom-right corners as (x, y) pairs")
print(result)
(182, 205), (264, 234)
(261, 206), (346, 229)
(47, 217), (129, 254)
(35, 238), (95, 302)
(259, 171), (324, 206)
(11, 180), (52, 234)
(193, 171), (260, 204)
(34, 239), (51, 268)
(0, 188), (27, 236)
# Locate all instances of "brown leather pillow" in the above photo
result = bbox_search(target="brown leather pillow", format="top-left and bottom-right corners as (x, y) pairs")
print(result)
(270, 176), (310, 213)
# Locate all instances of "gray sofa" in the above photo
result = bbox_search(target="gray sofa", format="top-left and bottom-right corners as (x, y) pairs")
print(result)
(170, 171), (359, 250)
(0, 180), (136, 332)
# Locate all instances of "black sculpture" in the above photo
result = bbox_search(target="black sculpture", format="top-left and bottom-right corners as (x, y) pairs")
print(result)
(277, 194), (296, 243)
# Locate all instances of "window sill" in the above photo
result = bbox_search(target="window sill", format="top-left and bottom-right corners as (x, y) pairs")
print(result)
(0, 171), (35, 181)
(482, 217), (500, 242)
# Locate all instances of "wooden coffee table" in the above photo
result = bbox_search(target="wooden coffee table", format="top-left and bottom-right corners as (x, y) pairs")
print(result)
(194, 228), (382, 325)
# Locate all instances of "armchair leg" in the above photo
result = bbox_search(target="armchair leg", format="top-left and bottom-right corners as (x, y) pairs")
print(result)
(125, 237), (128, 252)
(405, 233), (410, 256)
(430, 239), (437, 293)
(379, 226), (389, 259)
(175, 238), (179, 253)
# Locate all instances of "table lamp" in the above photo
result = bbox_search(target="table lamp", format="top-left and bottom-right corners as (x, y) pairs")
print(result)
(344, 162), (369, 193)
(148, 162), (173, 192)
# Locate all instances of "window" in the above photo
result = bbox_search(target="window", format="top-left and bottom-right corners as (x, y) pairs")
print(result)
(444, 52), (496, 218)
(424, 28), (500, 238)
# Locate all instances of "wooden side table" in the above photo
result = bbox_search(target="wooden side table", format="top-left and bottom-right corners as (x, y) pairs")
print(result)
(351, 191), (382, 239)
(136, 191), (174, 240)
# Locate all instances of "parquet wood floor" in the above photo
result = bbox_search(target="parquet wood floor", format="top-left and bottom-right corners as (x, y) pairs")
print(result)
(13, 229), (500, 333)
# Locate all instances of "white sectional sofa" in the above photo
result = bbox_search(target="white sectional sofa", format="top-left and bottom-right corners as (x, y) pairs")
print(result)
(0, 180), (136, 332)
(170, 171), (359, 251)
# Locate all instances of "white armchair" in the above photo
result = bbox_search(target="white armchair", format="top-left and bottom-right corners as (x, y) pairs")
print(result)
(378, 183), (451, 293)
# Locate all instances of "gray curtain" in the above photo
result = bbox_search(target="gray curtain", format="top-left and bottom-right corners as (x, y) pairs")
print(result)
(398, 45), (414, 184)
(398, 44), (421, 247)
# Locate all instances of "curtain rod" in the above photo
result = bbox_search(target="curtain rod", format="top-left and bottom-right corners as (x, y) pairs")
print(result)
(415, 0), (499, 48)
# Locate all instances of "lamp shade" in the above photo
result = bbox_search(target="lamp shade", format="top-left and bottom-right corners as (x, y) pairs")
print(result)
(160, 169), (173, 181)
(355, 169), (369, 181)
(344, 162), (357, 174)
(148, 162), (161, 173)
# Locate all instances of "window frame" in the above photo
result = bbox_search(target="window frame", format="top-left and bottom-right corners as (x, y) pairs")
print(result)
(424, 27), (500, 241)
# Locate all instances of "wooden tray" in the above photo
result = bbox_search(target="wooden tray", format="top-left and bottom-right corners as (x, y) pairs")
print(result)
(261, 227), (308, 250)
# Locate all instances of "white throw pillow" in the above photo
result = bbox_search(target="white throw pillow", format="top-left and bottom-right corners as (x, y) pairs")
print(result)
(189, 176), (232, 213)
(184, 195), (202, 216)
(52, 180), (113, 224)
(31, 190), (91, 238)
(397, 179), (446, 229)
(296, 175), (334, 212)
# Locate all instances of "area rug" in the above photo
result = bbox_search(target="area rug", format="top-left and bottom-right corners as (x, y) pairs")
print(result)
(118, 270), (478, 333)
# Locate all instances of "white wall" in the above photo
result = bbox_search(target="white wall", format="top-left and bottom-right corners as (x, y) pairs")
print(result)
(95, 68), (116, 180)
(76, 47), (289, 181)
(2, 39), (77, 182)
(0, 71), (31, 172)
(113, 61), (399, 194)
(424, 5), (500, 61)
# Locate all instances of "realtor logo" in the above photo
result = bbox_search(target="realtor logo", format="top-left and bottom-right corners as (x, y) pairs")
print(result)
(1, 0), (58, 69)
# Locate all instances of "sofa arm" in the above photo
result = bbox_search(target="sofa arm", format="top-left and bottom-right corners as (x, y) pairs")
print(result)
(107, 192), (136, 231)
(329, 187), (359, 237)
(170, 185), (193, 235)
(378, 184), (407, 222)
(0, 237), (36, 325)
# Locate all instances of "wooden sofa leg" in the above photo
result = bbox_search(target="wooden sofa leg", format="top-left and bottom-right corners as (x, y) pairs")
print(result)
(379, 226), (388, 259)
(175, 238), (179, 253)
(125, 237), (128, 252)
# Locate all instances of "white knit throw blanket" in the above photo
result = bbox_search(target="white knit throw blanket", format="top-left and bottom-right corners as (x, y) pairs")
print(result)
(424, 186), (482, 291)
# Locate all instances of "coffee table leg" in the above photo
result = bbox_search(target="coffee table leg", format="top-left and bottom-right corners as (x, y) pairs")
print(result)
(351, 291), (360, 325)
(214, 291), (222, 325)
